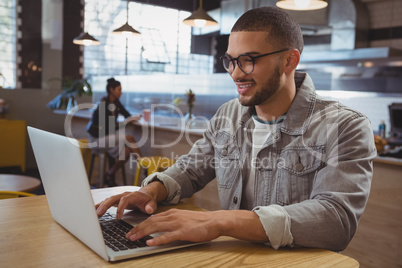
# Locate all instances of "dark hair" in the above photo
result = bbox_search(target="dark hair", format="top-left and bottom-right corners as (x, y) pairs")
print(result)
(231, 7), (304, 54)
(106, 78), (121, 94)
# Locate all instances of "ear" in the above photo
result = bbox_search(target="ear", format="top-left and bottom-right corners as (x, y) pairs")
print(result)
(283, 49), (300, 74)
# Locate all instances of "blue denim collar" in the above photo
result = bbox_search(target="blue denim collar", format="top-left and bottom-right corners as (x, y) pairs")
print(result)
(239, 71), (317, 136)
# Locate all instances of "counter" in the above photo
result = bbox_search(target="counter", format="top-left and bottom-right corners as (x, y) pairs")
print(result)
(342, 157), (402, 268)
(373, 155), (402, 166)
(56, 108), (207, 160)
(58, 108), (207, 138)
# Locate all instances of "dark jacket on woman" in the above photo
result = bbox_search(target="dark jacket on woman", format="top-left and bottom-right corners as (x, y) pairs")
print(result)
(86, 97), (131, 138)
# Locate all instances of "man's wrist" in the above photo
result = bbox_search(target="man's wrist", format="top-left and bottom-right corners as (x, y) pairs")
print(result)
(142, 177), (168, 203)
(213, 210), (268, 242)
(150, 176), (163, 184)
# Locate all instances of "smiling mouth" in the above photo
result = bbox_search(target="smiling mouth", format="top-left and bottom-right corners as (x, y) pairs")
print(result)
(236, 82), (255, 94)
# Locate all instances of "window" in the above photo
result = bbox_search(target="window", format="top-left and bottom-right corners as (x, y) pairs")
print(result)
(83, 0), (213, 77)
(0, 0), (16, 89)
(85, 1), (228, 120)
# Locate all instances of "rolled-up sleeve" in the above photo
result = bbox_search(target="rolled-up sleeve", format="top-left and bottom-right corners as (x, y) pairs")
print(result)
(142, 172), (182, 205)
(253, 205), (294, 249)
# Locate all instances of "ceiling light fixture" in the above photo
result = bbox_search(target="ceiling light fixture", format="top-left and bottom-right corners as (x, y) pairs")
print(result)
(72, 1), (100, 46)
(276, 0), (328, 11)
(73, 32), (100, 46)
(183, 0), (218, 27)
(112, 0), (140, 37)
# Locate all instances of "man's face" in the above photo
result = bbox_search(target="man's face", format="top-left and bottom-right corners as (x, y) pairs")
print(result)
(226, 31), (282, 107)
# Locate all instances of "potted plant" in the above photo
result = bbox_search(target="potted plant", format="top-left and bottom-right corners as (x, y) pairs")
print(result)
(185, 89), (196, 120)
(47, 77), (92, 111)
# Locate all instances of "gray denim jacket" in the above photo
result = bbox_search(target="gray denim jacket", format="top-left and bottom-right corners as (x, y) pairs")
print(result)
(144, 72), (377, 251)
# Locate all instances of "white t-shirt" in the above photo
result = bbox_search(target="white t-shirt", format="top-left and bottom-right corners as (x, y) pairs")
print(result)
(241, 116), (276, 209)
(241, 114), (294, 249)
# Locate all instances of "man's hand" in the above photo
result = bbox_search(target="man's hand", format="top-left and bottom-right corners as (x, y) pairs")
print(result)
(126, 209), (222, 246)
(125, 209), (269, 247)
(95, 191), (157, 220)
(95, 181), (167, 220)
(95, 182), (268, 246)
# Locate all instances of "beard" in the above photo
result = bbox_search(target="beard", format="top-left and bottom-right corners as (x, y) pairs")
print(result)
(238, 63), (281, 107)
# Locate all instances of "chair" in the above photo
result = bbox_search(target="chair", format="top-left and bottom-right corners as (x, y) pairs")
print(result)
(77, 139), (92, 173)
(0, 119), (26, 172)
(134, 156), (175, 186)
(0, 191), (36, 200)
(77, 139), (126, 187)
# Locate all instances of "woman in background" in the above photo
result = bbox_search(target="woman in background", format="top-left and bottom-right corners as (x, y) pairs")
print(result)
(87, 78), (141, 186)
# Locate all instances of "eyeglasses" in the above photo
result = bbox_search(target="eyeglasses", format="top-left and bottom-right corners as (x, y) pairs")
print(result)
(220, 48), (291, 74)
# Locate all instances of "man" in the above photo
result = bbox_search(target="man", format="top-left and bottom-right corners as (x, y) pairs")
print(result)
(96, 7), (376, 251)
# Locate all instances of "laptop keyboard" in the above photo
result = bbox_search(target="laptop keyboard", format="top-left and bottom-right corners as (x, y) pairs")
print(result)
(99, 213), (153, 252)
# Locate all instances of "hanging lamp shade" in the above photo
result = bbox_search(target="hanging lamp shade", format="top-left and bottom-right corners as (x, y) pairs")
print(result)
(73, 32), (100, 46)
(276, 0), (328, 11)
(112, 0), (141, 37)
(112, 22), (140, 37)
(183, 0), (218, 27)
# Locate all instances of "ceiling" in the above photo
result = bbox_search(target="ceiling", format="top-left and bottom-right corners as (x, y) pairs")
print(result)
(130, 0), (402, 12)
(359, 0), (399, 2)
(129, 0), (222, 12)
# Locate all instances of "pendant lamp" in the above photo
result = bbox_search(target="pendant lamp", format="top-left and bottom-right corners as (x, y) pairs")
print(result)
(112, 0), (140, 37)
(73, 32), (100, 46)
(183, 0), (218, 27)
(276, 0), (328, 11)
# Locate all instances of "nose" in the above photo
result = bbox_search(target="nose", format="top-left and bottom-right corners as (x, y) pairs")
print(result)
(229, 63), (247, 80)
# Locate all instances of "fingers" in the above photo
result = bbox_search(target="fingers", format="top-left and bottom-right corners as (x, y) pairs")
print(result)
(95, 191), (158, 220)
(95, 192), (131, 218)
(109, 192), (145, 220)
(126, 214), (170, 243)
(125, 209), (213, 246)
(126, 215), (156, 238)
(119, 192), (156, 216)
(95, 196), (119, 217)
(144, 203), (155, 215)
(115, 194), (133, 220)
(146, 231), (179, 246)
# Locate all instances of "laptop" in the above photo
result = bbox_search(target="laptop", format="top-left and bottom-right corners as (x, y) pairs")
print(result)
(27, 126), (200, 261)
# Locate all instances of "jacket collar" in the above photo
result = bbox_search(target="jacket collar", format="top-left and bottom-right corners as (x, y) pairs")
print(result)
(281, 72), (317, 135)
(238, 71), (317, 136)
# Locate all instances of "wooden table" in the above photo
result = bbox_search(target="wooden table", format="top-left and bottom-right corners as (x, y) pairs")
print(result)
(0, 186), (359, 267)
(0, 174), (41, 192)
